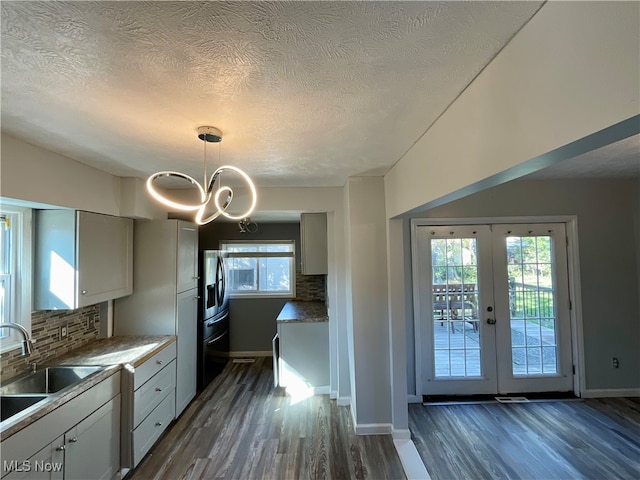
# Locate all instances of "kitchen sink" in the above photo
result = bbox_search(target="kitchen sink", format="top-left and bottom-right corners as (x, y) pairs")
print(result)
(0, 366), (105, 395)
(0, 395), (48, 422)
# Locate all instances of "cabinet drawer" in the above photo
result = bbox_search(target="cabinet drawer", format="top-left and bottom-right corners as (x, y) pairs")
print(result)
(133, 360), (176, 427)
(133, 343), (176, 389)
(132, 392), (175, 467)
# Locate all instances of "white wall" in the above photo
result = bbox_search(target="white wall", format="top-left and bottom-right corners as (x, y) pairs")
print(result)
(344, 177), (391, 431)
(384, 1), (640, 219)
(0, 134), (164, 219)
(1, 134), (121, 215)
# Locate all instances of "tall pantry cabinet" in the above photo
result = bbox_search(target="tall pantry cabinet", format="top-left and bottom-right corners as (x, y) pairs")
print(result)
(114, 220), (198, 418)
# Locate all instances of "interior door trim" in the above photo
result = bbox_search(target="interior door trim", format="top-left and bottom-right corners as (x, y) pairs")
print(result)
(411, 215), (585, 398)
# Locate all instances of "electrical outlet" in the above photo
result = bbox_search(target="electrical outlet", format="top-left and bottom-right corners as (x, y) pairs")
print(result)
(60, 325), (68, 338)
(612, 357), (619, 368)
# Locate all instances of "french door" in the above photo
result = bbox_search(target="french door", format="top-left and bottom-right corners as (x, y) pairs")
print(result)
(413, 223), (573, 396)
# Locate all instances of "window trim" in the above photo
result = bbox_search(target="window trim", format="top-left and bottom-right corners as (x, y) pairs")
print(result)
(0, 205), (33, 354)
(221, 240), (296, 299)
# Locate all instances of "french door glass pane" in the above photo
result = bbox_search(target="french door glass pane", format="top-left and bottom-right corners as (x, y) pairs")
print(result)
(506, 235), (559, 375)
(432, 238), (480, 378)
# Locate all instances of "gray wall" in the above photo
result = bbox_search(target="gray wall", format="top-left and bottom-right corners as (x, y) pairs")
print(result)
(199, 222), (301, 352)
(413, 178), (640, 391)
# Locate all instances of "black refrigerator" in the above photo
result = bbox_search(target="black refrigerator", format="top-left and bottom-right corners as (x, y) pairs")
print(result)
(198, 250), (230, 390)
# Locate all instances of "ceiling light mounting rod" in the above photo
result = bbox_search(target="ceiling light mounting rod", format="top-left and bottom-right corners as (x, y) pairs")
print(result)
(146, 126), (257, 225)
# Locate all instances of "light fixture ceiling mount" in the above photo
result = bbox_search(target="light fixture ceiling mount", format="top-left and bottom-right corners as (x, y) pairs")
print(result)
(146, 126), (257, 225)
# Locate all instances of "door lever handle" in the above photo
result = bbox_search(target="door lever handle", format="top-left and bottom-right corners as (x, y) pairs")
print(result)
(487, 318), (496, 325)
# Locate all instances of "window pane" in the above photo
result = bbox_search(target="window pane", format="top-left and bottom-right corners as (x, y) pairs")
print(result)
(0, 217), (10, 275)
(221, 241), (295, 296)
(228, 257), (257, 290)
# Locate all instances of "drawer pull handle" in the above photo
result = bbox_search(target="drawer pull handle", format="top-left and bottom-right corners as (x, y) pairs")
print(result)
(81, 290), (87, 295)
(193, 276), (200, 280)
(56, 445), (66, 451)
(155, 387), (162, 392)
(156, 360), (163, 365)
(68, 437), (78, 443)
(155, 422), (163, 427)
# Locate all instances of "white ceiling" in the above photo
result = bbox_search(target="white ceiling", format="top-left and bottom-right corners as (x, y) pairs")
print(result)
(1, 1), (549, 189)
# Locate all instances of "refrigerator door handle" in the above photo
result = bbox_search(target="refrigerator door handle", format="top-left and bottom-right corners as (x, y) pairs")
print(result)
(205, 311), (229, 328)
(208, 329), (228, 345)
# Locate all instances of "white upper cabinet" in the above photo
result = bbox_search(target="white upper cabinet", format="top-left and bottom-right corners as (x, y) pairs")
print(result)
(176, 224), (198, 293)
(35, 210), (133, 310)
(300, 213), (328, 275)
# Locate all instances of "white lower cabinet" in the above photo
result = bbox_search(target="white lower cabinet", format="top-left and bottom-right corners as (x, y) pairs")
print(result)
(121, 343), (177, 470)
(132, 394), (175, 466)
(3, 436), (64, 480)
(63, 396), (120, 480)
(1, 373), (121, 480)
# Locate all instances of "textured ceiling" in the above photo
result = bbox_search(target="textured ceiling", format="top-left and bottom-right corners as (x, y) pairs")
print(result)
(1, 1), (548, 188)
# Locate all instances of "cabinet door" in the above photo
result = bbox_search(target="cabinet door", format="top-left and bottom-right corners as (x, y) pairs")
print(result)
(77, 212), (133, 307)
(64, 395), (120, 480)
(175, 290), (198, 416)
(301, 213), (328, 275)
(3, 436), (64, 480)
(176, 223), (198, 293)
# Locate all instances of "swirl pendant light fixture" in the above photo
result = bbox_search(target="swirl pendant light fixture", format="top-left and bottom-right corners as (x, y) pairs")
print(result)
(146, 126), (257, 225)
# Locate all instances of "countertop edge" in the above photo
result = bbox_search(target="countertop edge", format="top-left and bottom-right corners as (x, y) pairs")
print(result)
(276, 301), (329, 323)
(0, 335), (176, 441)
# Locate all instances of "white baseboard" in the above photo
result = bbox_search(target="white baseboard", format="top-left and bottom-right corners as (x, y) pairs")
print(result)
(337, 396), (351, 407)
(330, 390), (338, 400)
(314, 385), (330, 395)
(408, 395), (422, 404)
(354, 423), (392, 435)
(392, 428), (411, 440)
(393, 439), (431, 480)
(228, 350), (273, 358)
(582, 388), (640, 398)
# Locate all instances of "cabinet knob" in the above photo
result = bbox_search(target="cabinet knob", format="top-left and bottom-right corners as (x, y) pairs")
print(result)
(68, 437), (78, 443)
(81, 290), (87, 295)
(156, 360), (163, 365)
(155, 422), (163, 427)
(56, 445), (66, 451)
(155, 387), (162, 392)
(193, 276), (200, 280)
(195, 295), (200, 300)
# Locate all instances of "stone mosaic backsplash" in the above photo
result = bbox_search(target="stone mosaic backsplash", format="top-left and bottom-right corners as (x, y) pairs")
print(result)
(295, 272), (326, 302)
(0, 305), (100, 382)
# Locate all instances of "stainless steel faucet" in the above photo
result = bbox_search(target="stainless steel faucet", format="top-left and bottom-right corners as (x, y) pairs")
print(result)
(0, 322), (35, 356)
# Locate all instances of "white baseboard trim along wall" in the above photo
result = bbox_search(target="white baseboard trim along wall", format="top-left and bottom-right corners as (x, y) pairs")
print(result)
(408, 395), (422, 404)
(337, 396), (351, 406)
(228, 351), (273, 358)
(392, 428), (411, 440)
(314, 386), (330, 395)
(354, 423), (392, 435)
(393, 439), (431, 480)
(582, 388), (640, 398)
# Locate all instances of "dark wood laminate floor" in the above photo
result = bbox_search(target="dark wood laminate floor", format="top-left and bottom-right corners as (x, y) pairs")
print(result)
(130, 358), (405, 480)
(409, 397), (640, 480)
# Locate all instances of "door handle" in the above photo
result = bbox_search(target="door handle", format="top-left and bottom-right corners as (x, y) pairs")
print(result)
(487, 318), (496, 325)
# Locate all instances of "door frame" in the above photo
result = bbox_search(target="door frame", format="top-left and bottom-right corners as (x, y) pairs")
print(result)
(411, 215), (585, 398)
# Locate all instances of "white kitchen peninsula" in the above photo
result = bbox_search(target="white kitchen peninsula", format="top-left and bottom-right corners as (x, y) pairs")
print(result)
(275, 301), (329, 394)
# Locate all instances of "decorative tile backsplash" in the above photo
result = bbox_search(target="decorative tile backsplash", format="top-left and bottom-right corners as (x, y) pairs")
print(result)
(0, 305), (100, 382)
(295, 273), (326, 302)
